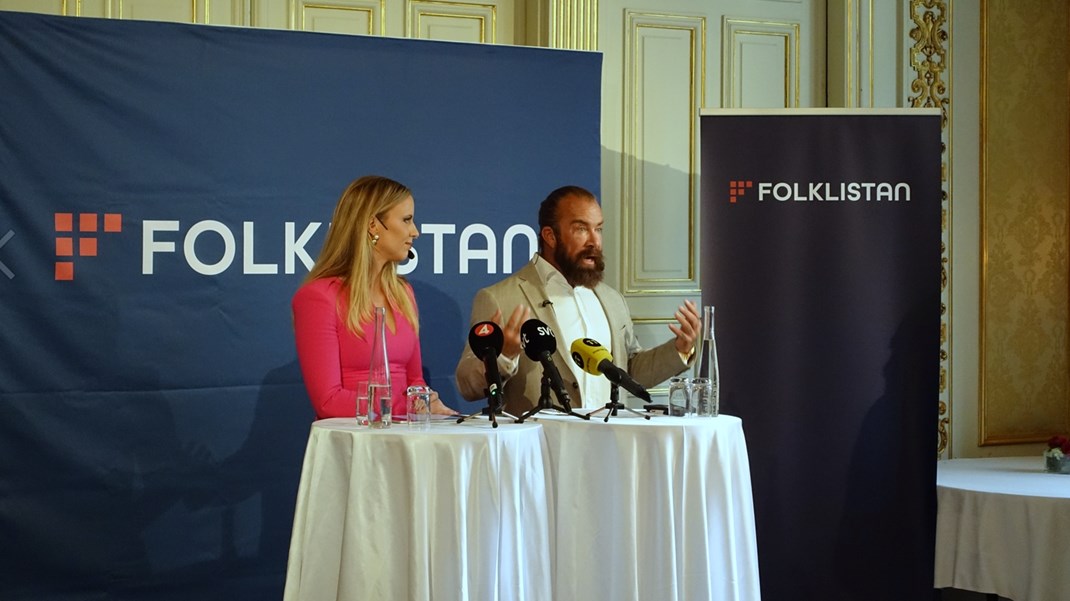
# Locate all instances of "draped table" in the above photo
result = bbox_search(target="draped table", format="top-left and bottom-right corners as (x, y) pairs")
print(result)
(935, 456), (1070, 601)
(283, 418), (553, 601)
(535, 413), (761, 601)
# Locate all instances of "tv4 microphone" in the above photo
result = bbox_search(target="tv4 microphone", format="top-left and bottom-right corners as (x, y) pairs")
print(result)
(569, 337), (652, 402)
(468, 321), (505, 408)
(520, 319), (573, 408)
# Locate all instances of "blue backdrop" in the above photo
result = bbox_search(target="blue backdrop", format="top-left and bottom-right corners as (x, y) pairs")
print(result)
(0, 11), (600, 600)
(701, 110), (941, 601)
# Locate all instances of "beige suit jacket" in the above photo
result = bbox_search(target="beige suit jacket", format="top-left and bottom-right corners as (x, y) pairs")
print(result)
(454, 257), (690, 416)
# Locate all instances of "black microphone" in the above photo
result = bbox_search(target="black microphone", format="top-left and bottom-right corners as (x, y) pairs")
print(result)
(468, 321), (505, 408)
(520, 319), (573, 407)
(569, 337), (652, 402)
(377, 216), (416, 261)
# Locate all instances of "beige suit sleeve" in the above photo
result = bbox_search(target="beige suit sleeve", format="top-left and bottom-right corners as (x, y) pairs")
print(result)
(626, 338), (691, 388)
(455, 287), (507, 401)
(597, 282), (692, 389)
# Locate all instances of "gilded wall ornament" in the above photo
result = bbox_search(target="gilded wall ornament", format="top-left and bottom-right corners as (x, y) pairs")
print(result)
(909, 0), (950, 457)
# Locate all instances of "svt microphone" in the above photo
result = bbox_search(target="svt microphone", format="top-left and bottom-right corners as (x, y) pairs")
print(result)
(569, 337), (652, 402)
(468, 321), (505, 407)
(520, 319), (573, 407)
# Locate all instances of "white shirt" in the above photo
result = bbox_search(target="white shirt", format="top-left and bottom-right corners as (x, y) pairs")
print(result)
(496, 256), (614, 409)
(536, 256), (612, 409)
(495, 255), (691, 410)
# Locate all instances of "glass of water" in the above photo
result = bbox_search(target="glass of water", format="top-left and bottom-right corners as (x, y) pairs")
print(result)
(355, 379), (369, 426)
(667, 376), (691, 416)
(406, 385), (432, 431)
(691, 377), (716, 417)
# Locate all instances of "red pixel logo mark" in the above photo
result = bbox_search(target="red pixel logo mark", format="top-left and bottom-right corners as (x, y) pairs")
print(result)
(54, 212), (122, 281)
(729, 180), (753, 203)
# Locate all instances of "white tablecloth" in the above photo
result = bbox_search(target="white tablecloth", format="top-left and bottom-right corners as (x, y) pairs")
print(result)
(536, 413), (761, 601)
(935, 456), (1070, 601)
(283, 418), (553, 601)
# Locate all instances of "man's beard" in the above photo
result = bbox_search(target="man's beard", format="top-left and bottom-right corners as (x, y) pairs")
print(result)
(555, 244), (605, 288)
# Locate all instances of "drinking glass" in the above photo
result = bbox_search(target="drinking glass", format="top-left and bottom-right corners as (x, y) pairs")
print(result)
(667, 376), (691, 416)
(406, 385), (432, 431)
(355, 379), (369, 426)
(692, 377), (717, 417)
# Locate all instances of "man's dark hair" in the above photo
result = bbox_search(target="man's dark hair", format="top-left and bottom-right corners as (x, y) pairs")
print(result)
(537, 185), (597, 251)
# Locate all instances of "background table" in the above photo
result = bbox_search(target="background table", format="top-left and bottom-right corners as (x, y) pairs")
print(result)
(536, 413), (761, 601)
(283, 418), (553, 601)
(935, 456), (1070, 601)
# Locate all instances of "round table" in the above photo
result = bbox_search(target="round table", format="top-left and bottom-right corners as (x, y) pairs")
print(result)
(534, 413), (761, 601)
(283, 417), (553, 601)
(935, 456), (1070, 601)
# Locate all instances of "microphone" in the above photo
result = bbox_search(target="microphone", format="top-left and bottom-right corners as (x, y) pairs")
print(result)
(520, 319), (573, 407)
(377, 216), (416, 261)
(569, 337), (652, 402)
(468, 321), (505, 408)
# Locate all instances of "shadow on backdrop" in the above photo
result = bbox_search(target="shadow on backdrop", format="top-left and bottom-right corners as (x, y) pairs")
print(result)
(837, 301), (938, 601)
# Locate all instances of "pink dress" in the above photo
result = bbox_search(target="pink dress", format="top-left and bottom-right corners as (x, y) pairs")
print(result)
(292, 277), (427, 419)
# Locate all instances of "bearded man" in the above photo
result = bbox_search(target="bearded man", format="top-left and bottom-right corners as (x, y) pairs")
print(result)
(454, 185), (701, 415)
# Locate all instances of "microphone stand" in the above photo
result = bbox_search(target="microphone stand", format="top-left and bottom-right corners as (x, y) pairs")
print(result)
(517, 370), (589, 423)
(456, 386), (518, 429)
(586, 383), (651, 423)
(457, 352), (518, 428)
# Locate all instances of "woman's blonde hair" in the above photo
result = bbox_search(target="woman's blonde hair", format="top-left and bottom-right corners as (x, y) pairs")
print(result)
(304, 175), (418, 336)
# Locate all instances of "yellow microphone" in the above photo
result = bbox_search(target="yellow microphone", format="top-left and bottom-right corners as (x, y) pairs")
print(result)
(570, 337), (614, 375)
(569, 338), (651, 402)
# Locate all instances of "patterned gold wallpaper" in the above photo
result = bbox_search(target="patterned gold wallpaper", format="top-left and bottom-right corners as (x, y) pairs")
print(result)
(980, 0), (1070, 444)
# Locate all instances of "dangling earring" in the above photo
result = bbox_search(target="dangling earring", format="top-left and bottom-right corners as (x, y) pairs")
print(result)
(371, 233), (380, 246)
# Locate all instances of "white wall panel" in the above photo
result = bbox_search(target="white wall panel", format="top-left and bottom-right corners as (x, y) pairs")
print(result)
(408, 1), (493, 42)
(0, 0), (68, 14)
(289, 0), (381, 33)
(298, 1), (379, 34)
(622, 11), (703, 293)
(407, 1), (513, 43)
(722, 17), (798, 107)
(115, 0), (195, 22)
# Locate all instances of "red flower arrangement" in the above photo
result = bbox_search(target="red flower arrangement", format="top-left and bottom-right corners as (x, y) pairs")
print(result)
(1046, 435), (1070, 458)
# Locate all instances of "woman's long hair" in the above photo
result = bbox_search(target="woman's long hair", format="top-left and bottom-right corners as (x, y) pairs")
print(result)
(304, 175), (418, 336)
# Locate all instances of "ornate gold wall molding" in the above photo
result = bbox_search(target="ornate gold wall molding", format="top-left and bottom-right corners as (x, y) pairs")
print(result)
(908, 0), (949, 117)
(908, 0), (950, 457)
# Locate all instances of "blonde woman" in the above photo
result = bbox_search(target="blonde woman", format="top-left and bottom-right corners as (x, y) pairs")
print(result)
(292, 175), (454, 419)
